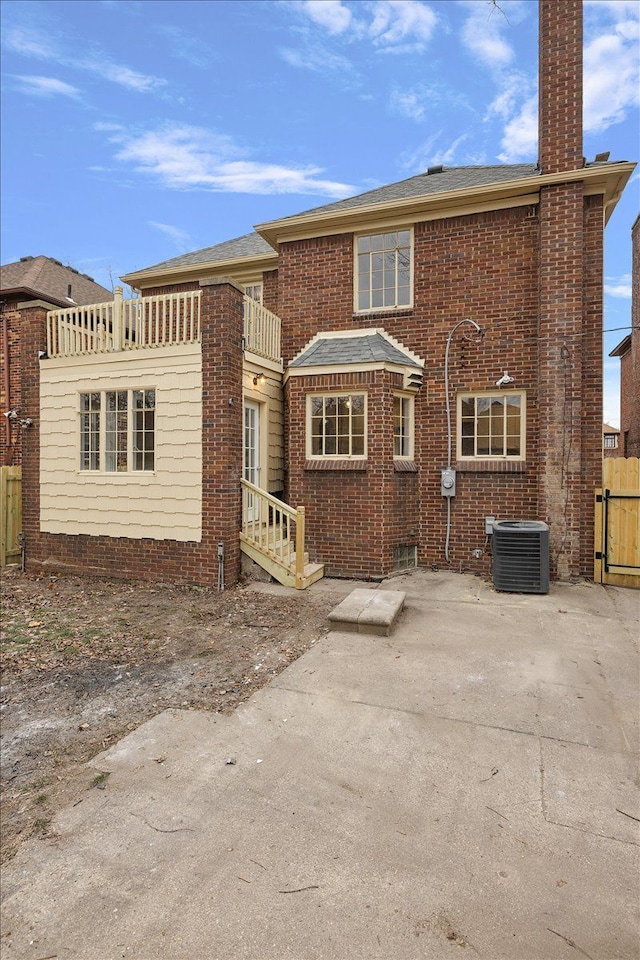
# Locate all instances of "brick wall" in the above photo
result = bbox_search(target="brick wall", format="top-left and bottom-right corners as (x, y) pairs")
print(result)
(279, 206), (547, 578)
(278, 179), (601, 579)
(1, 302), (25, 465)
(20, 281), (244, 588)
(286, 368), (419, 578)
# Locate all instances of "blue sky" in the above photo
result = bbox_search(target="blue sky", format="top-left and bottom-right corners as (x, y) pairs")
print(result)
(1, 0), (638, 424)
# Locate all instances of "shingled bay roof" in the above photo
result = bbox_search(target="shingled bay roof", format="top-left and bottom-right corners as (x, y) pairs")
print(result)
(0, 256), (113, 306)
(290, 330), (424, 369)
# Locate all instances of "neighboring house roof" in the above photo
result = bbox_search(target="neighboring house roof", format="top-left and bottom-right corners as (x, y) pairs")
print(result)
(603, 423), (620, 434)
(0, 256), (113, 307)
(609, 334), (632, 358)
(289, 329), (424, 370)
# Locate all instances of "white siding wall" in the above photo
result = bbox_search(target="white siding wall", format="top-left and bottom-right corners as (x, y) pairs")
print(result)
(40, 344), (202, 542)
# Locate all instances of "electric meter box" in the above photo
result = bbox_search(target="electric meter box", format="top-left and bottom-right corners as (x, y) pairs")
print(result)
(441, 468), (456, 497)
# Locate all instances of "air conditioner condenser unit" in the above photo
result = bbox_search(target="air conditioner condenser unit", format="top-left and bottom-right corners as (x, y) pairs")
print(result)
(492, 520), (550, 594)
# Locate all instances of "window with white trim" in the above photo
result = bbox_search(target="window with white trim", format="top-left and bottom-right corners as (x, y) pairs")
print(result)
(603, 434), (618, 449)
(393, 394), (414, 459)
(458, 392), (525, 460)
(308, 393), (366, 458)
(80, 389), (156, 472)
(356, 229), (411, 311)
(244, 283), (263, 304)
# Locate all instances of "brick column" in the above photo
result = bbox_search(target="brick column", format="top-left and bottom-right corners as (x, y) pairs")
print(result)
(538, 0), (583, 175)
(537, 0), (588, 578)
(18, 301), (50, 562)
(1, 304), (23, 465)
(199, 278), (244, 588)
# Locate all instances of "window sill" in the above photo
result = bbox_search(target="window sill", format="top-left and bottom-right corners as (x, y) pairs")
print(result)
(304, 460), (367, 471)
(353, 307), (413, 319)
(394, 460), (418, 473)
(455, 460), (527, 473)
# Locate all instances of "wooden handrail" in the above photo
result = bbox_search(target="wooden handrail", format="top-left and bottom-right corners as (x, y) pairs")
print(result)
(240, 479), (304, 575)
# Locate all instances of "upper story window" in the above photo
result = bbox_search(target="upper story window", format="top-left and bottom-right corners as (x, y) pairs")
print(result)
(244, 283), (263, 304)
(80, 389), (155, 472)
(603, 433), (618, 449)
(393, 394), (414, 459)
(458, 392), (525, 460)
(308, 393), (366, 459)
(356, 229), (412, 312)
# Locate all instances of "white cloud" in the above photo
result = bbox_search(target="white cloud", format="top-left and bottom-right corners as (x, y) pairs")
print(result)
(86, 60), (165, 93)
(459, 0), (515, 69)
(390, 88), (427, 121)
(3, 25), (52, 59)
(604, 275), (633, 298)
(12, 75), (80, 98)
(401, 132), (469, 172)
(369, 0), (438, 52)
(583, 32), (640, 133)
(107, 122), (356, 197)
(154, 25), (217, 68)
(148, 221), (193, 252)
(3, 24), (165, 94)
(301, 0), (353, 34)
(497, 93), (537, 162)
(278, 43), (354, 73)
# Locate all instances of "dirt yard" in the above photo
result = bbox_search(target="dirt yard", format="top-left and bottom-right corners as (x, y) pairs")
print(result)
(0, 567), (342, 864)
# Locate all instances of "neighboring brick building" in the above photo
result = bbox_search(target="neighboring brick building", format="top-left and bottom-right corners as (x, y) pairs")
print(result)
(609, 214), (640, 458)
(1, 256), (112, 465)
(16, 1), (637, 587)
(603, 423), (621, 457)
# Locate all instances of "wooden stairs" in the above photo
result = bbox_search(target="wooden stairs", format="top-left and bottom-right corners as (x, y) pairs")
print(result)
(240, 480), (324, 590)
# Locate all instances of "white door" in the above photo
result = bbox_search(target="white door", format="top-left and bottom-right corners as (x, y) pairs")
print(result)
(244, 401), (261, 522)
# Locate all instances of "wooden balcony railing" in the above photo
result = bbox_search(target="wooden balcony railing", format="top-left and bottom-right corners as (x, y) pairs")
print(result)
(243, 297), (281, 363)
(46, 287), (201, 358)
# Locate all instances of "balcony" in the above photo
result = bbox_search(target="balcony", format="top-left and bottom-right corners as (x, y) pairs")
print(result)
(46, 288), (282, 364)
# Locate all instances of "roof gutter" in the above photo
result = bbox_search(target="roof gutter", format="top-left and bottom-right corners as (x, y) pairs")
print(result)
(255, 162), (636, 247)
(122, 251), (279, 288)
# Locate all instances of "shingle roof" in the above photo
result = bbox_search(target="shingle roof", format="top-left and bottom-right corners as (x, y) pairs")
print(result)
(290, 331), (423, 368)
(0, 256), (113, 305)
(130, 233), (274, 274)
(265, 164), (539, 223)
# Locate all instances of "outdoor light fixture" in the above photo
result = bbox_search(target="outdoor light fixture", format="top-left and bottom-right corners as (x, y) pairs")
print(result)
(253, 372), (267, 386)
(4, 409), (33, 427)
(495, 371), (515, 387)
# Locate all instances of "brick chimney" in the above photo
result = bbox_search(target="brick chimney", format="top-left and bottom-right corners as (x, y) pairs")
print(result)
(538, 0), (583, 174)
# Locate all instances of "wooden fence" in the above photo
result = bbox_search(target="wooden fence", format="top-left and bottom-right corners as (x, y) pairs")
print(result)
(595, 457), (640, 588)
(1, 465), (22, 567)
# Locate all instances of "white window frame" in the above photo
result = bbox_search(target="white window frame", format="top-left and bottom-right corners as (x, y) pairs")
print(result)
(457, 390), (526, 461)
(79, 388), (156, 473)
(244, 282), (263, 304)
(393, 393), (414, 460)
(603, 434), (618, 449)
(354, 227), (413, 313)
(306, 392), (367, 460)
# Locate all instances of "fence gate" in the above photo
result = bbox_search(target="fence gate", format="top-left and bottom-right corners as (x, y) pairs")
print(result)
(594, 457), (640, 588)
(1, 465), (22, 567)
